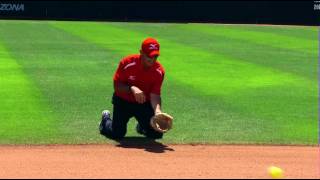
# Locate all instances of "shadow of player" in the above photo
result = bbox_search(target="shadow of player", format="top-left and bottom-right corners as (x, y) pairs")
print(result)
(115, 136), (175, 153)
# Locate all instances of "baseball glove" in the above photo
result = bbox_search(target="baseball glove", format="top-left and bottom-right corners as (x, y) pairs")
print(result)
(150, 112), (173, 133)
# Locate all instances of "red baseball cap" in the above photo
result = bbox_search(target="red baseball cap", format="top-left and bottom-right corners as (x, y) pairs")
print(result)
(141, 37), (160, 58)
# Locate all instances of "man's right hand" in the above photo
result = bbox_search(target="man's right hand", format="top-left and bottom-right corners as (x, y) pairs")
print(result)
(130, 86), (146, 104)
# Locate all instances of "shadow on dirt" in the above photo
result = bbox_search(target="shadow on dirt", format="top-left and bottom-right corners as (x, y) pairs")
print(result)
(114, 136), (175, 153)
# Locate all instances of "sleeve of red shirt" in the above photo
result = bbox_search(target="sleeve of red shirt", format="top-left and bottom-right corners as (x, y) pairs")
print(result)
(113, 59), (126, 83)
(151, 70), (165, 95)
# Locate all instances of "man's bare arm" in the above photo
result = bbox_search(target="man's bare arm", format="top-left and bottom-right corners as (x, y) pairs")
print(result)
(150, 93), (162, 114)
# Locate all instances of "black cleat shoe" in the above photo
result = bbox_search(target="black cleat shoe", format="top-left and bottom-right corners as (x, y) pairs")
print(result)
(99, 110), (111, 135)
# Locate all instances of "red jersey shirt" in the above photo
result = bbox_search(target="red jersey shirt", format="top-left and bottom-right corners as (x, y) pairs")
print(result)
(113, 54), (165, 103)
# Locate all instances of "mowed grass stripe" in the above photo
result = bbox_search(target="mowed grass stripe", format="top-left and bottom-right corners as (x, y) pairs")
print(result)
(0, 20), (121, 144)
(109, 23), (317, 81)
(182, 24), (317, 79)
(0, 41), (60, 144)
(219, 24), (317, 41)
(51, 21), (317, 144)
(185, 23), (316, 54)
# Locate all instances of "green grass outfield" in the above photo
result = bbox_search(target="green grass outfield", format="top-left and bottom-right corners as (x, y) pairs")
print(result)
(0, 20), (318, 145)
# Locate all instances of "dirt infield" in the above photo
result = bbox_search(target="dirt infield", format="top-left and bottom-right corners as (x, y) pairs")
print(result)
(0, 140), (319, 178)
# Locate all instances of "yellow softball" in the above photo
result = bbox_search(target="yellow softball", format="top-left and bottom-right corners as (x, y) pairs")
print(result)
(268, 166), (284, 179)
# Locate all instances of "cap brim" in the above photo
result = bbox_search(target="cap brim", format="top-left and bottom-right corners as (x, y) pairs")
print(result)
(148, 51), (160, 58)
